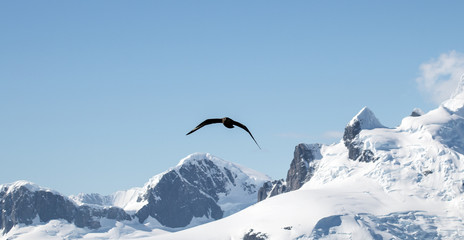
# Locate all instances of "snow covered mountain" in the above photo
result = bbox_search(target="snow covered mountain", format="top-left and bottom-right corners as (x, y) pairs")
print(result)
(149, 84), (464, 239)
(134, 153), (270, 228)
(0, 153), (270, 238)
(4, 81), (464, 239)
(0, 181), (131, 235)
(258, 107), (388, 202)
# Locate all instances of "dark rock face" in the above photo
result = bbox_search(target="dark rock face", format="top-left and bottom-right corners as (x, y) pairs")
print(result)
(243, 229), (268, 240)
(286, 144), (321, 191)
(136, 159), (232, 228)
(343, 120), (364, 161)
(74, 206), (101, 229)
(34, 191), (75, 223)
(343, 120), (362, 144)
(258, 144), (321, 202)
(257, 180), (286, 202)
(0, 185), (131, 234)
(343, 120), (376, 162)
(410, 108), (424, 117)
(358, 149), (376, 162)
(1, 186), (36, 234)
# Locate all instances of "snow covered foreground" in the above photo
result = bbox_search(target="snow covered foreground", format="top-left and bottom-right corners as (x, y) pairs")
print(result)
(5, 86), (464, 239)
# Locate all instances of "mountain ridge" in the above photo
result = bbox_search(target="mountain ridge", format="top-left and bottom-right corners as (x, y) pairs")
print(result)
(0, 153), (269, 236)
(4, 81), (464, 239)
(156, 98), (464, 239)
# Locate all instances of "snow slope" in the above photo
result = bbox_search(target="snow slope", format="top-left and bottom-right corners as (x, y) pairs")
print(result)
(71, 186), (146, 213)
(143, 86), (464, 239)
(347, 106), (385, 130)
(5, 83), (464, 239)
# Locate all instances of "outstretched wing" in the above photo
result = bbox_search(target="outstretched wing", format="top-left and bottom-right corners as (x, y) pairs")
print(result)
(231, 120), (261, 149)
(186, 118), (223, 135)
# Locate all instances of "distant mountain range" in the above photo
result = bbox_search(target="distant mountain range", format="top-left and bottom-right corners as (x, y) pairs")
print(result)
(3, 81), (464, 239)
(1, 153), (269, 237)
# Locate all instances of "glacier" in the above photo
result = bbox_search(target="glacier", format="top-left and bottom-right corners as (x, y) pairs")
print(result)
(3, 82), (464, 239)
(142, 82), (464, 239)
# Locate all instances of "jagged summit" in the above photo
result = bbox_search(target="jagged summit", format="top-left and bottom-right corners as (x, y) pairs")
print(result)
(6, 85), (464, 239)
(258, 143), (323, 202)
(69, 152), (270, 231)
(176, 153), (239, 169)
(175, 152), (270, 181)
(158, 84), (464, 240)
(343, 107), (384, 162)
(136, 152), (270, 228)
(347, 107), (384, 129)
(0, 180), (131, 234)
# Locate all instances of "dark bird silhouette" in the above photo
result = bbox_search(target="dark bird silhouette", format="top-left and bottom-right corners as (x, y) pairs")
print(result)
(186, 117), (261, 149)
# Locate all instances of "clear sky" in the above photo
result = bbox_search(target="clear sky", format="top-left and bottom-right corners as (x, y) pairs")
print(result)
(2, 1), (464, 196)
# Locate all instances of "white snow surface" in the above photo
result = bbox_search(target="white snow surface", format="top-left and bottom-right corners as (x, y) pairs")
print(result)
(443, 77), (464, 113)
(5, 84), (464, 239)
(71, 187), (146, 213)
(347, 106), (385, 129)
(0, 180), (59, 195)
(146, 102), (464, 239)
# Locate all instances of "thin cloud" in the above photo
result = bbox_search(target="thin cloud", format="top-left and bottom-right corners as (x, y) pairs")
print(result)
(416, 51), (464, 104)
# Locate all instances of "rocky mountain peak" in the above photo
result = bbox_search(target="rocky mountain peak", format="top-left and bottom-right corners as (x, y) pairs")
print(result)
(286, 143), (322, 191)
(135, 153), (269, 228)
(1, 153), (269, 234)
(343, 107), (383, 162)
(258, 143), (322, 202)
(347, 107), (384, 130)
(0, 180), (55, 196)
(0, 181), (131, 234)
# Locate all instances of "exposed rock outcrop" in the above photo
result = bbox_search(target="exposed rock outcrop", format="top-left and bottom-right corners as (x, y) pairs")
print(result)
(343, 107), (383, 162)
(257, 180), (286, 202)
(0, 182), (130, 234)
(135, 167), (224, 228)
(1, 154), (269, 233)
(258, 143), (322, 202)
(411, 108), (424, 117)
(134, 153), (268, 228)
(286, 143), (322, 191)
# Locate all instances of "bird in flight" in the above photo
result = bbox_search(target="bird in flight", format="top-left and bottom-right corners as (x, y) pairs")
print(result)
(186, 117), (261, 149)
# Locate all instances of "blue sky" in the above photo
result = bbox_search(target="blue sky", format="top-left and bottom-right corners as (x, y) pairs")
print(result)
(1, 1), (464, 196)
